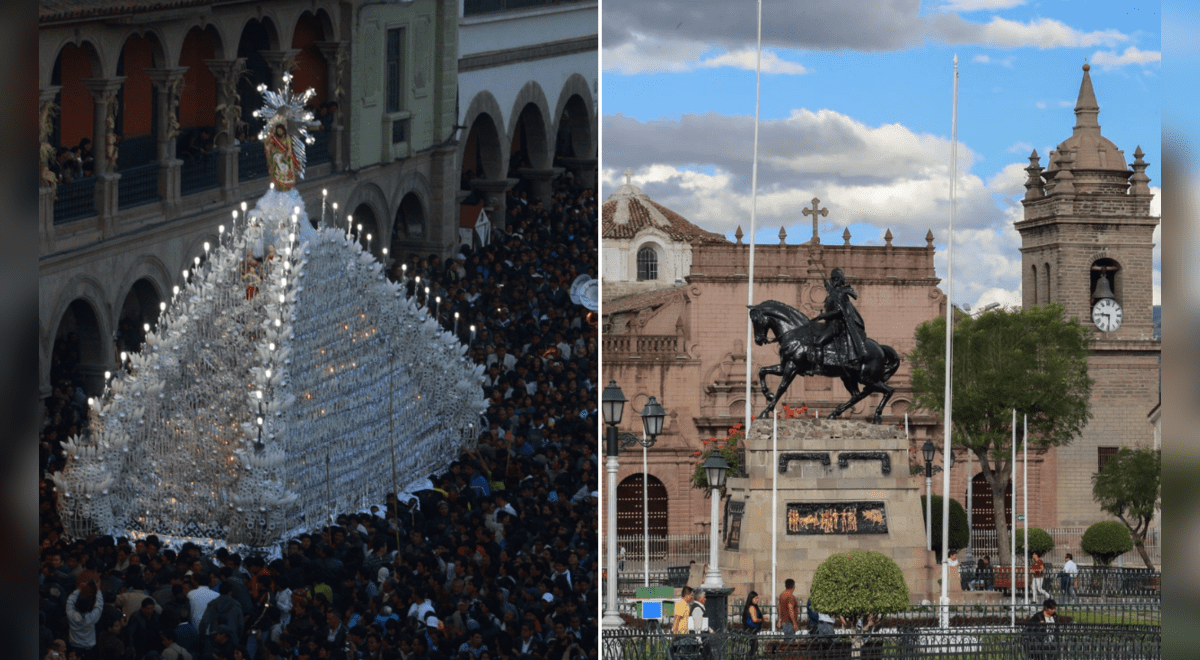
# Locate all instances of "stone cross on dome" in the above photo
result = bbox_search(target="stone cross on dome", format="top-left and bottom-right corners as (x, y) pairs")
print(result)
(624, 167), (633, 186)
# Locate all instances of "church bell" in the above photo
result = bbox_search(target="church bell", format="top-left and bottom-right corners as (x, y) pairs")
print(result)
(1092, 274), (1115, 301)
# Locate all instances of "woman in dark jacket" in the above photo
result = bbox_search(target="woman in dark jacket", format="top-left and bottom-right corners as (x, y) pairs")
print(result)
(741, 591), (767, 660)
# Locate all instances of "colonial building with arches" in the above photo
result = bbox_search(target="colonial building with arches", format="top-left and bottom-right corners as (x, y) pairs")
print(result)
(38, 0), (596, 405)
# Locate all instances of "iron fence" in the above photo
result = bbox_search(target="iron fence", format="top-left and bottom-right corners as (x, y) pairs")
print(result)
(53, 176), (96, 224)
(968, 527), (1160, 568)
(117, 162), (161, 209)
(603, 625), (1161, 660)
(617, 534), (710, 572)
(238, 140), (268, 182)
(181, 150), (219, 195)
(717, 601), (1160, 629)
(958, 566), (1160, 599)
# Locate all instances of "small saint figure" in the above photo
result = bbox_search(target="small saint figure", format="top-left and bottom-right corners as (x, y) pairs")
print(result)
(242, 250), (262, 300)
(813, 268), (868, 365)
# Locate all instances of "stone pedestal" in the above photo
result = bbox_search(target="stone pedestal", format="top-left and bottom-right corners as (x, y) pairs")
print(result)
(517, 166), (564, 203)
(720, 418), (938, 604)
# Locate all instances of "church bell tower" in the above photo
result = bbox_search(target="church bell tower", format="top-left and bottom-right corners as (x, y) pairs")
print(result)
(1014, 64), (1160, 528)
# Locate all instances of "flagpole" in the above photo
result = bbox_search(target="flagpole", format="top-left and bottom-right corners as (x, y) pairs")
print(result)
(1010, 408), (1016, 625)
(1023, 414), (1029, 604)
(742, 0), (763, 436)
(939, 53), (958, 629)
(771, 409), (778, 630)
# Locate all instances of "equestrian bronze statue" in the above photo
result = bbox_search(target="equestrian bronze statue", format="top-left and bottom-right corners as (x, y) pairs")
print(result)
(748, 268), (899, 423)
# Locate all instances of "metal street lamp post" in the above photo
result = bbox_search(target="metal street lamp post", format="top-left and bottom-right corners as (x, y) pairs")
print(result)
(621, 396), (665, 587)
(923, 440), (936, 552)
(700, 453), (730, 629)
(602, 381), (626, 629)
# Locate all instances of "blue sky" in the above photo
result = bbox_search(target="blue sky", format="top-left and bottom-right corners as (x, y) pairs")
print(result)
(602, 0), (1161, 309)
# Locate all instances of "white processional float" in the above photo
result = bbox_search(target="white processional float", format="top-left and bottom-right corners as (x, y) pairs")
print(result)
(52, 75), (486, 552)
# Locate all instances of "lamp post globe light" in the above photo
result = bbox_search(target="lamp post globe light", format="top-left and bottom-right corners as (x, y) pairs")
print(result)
(923, 440), (936, 552)
(700, 453), (729, 592)
(630, 396), (665, 587)
(602, 381), (626, 628)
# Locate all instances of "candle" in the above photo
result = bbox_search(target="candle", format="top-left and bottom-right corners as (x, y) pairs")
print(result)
(322, 189), (327, 225)
(454, 312), (459, 335)
(470, 325), (476, 343)
(347, 214), (353, 241)
(434, 295), (440, 320)
(367, 233), (372, 253)
(219, 225), (225, 245)
(424, 287), (430, 310)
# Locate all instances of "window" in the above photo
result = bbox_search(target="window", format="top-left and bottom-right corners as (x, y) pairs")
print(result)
(386, 28), (406, 144)
(637, 247), (657, 281)
(1098, 446), (1120, 473)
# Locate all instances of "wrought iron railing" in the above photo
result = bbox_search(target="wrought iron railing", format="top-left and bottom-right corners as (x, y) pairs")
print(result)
(308, 130), (330, 165)
(117, 162), (160, 209)
(238, 140), (268, 182)
(967, 527), (1160, 567)
(53, 176), (96, 224)
(464, 0), (588, 16)
(181, 150), (219, 195)
(603, 625), (1161, 660)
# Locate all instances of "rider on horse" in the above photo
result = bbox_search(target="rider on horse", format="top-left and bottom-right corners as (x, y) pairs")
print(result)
(813, 268), (868, 367)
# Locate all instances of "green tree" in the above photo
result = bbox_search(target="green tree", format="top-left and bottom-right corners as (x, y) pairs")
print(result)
(1014, 527), (1055, 556)
(920, 495), (969, 562)
(810, 550), (909, 634)
(1081, 520), (1134, 566)
(1092, 447), (1160, 569)
(909, 304), (1092, 566)
(690, 424), (743, 497)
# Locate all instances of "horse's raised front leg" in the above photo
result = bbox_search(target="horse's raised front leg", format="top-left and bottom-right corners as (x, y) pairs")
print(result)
(758, 361), (799, 419)
(758, 364), (784, 403)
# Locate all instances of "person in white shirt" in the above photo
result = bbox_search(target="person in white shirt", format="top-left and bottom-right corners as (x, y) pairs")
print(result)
(1061, 554), (1078, 601)
(690, 590), (708, 633)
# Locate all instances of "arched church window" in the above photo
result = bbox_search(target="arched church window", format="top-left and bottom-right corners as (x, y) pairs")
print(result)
(637, 247), (657, 281)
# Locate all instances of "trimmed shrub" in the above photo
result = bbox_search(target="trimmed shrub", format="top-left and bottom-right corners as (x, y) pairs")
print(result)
(1081, 520), (1133, 566)
(810, 550), (909, 626)
(1014, 527), (1055, 556)
(920, 495), (969, 562)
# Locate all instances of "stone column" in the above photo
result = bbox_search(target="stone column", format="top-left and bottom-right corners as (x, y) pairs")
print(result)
(315, 41), (348, 171)
(517, 167), (564, 204)
(39, 86), (61, 252)
(146, 67), (188, 218)
(470, 178), (520, 230)
(81, 77), (125, 238)
(259, 50), (301, 89)
(557, 156), (596, 189)
(206, 59), (246, 202)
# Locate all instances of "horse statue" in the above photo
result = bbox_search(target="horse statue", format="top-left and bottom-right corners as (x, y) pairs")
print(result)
(748, 299), (900, 423)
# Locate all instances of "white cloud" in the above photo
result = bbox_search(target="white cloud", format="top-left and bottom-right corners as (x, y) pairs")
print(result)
(973, 17), (1129, 48)
(986, 162), (1028, 196)
(1007, 141), (1034, 154)
(943, 0), (1027, 11)
(1090, 46), (1161, 69)
(973, 54), (990, 63)
(1035, 101), (1046, 109)
(698, 48), (809, 75)
(603, 34), (808, 75)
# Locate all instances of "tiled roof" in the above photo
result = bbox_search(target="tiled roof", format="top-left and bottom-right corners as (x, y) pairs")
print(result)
(602, 183), (727, 244)
(40, 0), (213, 23)
(603, 285), (685, 316)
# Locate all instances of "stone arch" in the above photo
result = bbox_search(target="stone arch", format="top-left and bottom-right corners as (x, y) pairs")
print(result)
(1044, 262), (1052, 304)
(116, 278), (164, 355)
(552, 73), (596, 160)
(178, 25), (222, 132)
(1090, 256), (1121, 302)
(1031, 264), (1038, 306)
(616, 473), (669, 539)
(48, 40), (106, 151)
(507, 81), (553, 171)
(44, 277), (114, 397)
(237, 16), (281, 135)
(459, 90), (507, 185)
(178, 18), (229, 61)
(44, 36), (106, 87)
(344, 182), (389, 256)
(116, 31), (169, 162)
(291, 9), (334, 108)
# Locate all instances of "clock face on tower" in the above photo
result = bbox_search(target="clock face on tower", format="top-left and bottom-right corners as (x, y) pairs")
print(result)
(1092, 298), (1123, 332)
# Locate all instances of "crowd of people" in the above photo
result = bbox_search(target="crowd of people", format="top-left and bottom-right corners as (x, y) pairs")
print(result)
(38, 170), (600, 660)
